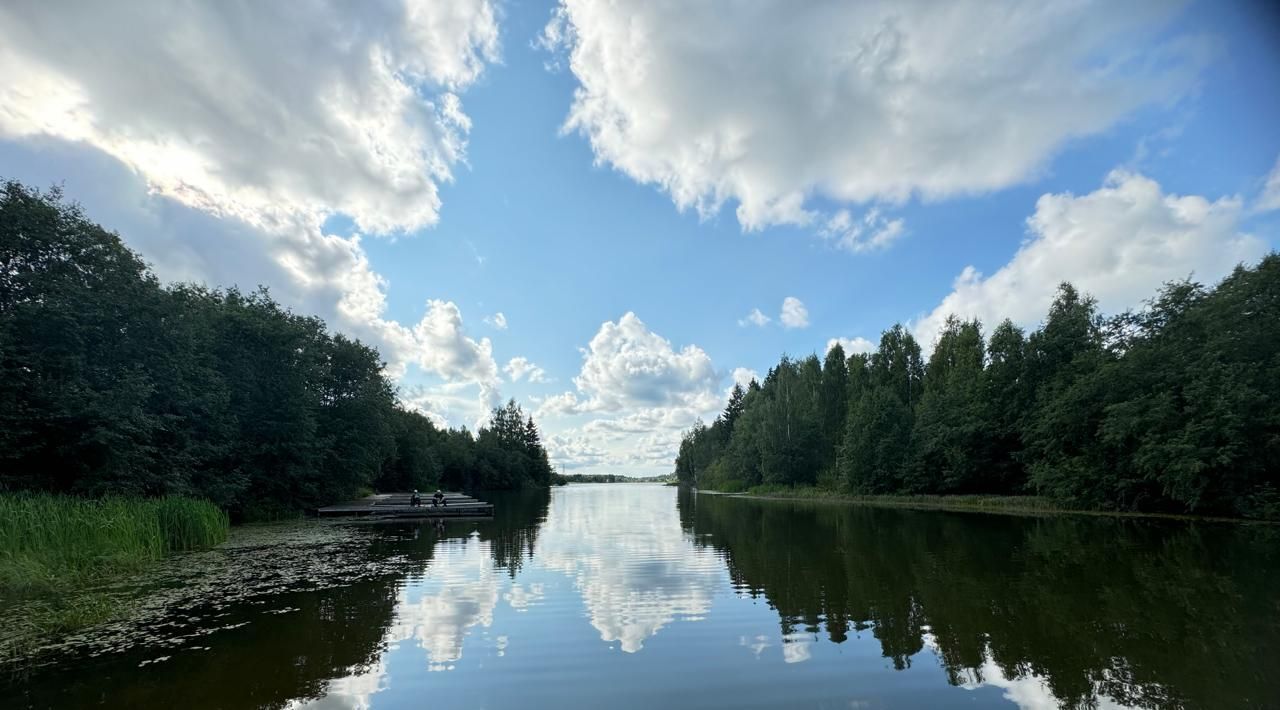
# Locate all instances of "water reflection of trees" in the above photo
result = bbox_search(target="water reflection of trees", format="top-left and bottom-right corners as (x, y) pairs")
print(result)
(679, 489), (1279, 709)
(340, 487), (552, 675)
(471, 487), (552, 577)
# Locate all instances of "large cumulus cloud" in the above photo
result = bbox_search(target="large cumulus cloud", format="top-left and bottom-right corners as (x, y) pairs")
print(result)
(542, 0), (1207, 232)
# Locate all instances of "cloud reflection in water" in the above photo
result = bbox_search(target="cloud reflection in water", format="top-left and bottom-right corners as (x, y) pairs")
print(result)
(532, 485), (727, 652)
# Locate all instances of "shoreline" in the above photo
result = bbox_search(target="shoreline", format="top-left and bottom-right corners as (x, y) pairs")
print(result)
(692, 488), (1274, 524)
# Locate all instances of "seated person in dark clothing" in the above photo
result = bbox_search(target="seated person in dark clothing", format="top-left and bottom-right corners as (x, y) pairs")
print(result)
(432, 489), (446, 507)
(410, 490), (422, 507)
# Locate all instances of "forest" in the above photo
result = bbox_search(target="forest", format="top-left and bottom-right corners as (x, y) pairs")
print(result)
(676, 255), (1280, 520)
(0, 181), (555, 520)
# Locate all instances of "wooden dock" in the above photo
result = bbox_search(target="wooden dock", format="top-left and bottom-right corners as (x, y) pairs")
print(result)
(316, 492), (493, 518)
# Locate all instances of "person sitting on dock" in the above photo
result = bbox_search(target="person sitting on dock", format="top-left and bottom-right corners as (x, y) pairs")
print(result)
(432, 489), (446, 507)
(410, 490), (422, 507)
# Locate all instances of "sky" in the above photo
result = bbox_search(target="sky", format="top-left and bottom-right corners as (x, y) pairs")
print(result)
(2, 0), (1278, 476)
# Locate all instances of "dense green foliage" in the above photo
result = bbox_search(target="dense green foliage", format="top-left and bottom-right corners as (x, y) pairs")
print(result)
(0, 181), (553, 519)
(676, 259), (1280, 519)
(0, 493), (228, 593)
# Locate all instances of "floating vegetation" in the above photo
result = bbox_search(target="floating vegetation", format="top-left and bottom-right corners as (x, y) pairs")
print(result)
(1, 520), (421, 669)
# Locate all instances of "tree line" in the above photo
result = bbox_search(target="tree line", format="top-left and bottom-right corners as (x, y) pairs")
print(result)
(676, 255), (1280, 519)
(0, 181), (554, 520)
(553, 473), (676, 484)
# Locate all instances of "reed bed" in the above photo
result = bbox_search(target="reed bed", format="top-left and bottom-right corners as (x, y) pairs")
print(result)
(0, 493), (229, 593)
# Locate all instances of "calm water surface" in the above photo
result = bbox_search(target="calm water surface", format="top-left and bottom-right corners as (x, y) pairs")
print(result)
(5, 484), (1278, 709)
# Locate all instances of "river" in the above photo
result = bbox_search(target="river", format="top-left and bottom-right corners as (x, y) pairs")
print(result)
(4, 484), (1277, 709)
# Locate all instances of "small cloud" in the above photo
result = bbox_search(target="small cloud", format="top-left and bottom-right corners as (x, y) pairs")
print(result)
(505, 356), (548, 383)
(1128, 123), (1184, 168)
(780, 296), (809, 329)
(826, 337), (875, 355)
(820, 208), (906, 253)
(782, 636), (812, 664)
(466, 240), (487, 266)
(485, 312), (508, 330)
(738, 308), (770, 327)
(729, 367), (759, 391)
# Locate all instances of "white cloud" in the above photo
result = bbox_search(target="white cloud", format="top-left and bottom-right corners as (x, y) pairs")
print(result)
(546, 404), (714, 471)
(730, 367), (760, 388)
(546, 313), (720, 414)
(485, 312), (509, 330)
(541, 0), (1206, 231)
(544, 433), (612, 469)
(780, 297), (810, 329)
(913, 170), (1267, 348)
(582, 406), (710, 456)
(538, 314), (724, 472)
(0, 0), (499, 235)
(738, 308), (771, 327)
(405, 300), (502, 411)
(505, 356), (549, 383)
(0, 2), (505, 422)
(1257, 155), (1280, 213)
(826, 337), (875, 356)
(821, 208), (906, 253)
(399, 380), (498, 431)
(398, 386), (453, 429)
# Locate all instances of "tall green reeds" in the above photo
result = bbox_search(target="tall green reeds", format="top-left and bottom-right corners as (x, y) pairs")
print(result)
(0, 493), (229, 593)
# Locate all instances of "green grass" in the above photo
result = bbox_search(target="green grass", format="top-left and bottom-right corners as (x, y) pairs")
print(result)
(0, 493), (229, 594)
(0, 494), (229, 666)
(698, 484), (1076, 515)
(700, 484), (1268, 521)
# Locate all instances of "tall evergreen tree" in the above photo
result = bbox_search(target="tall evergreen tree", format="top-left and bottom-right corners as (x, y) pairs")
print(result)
(721, 383), (747, 441)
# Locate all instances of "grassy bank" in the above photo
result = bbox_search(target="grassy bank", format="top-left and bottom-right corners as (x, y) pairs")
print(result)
(0, 494), (229, 593)
(736, 486), (1059, 512)
(0, 494), (228, 663)
(701, 485), (1265, 522)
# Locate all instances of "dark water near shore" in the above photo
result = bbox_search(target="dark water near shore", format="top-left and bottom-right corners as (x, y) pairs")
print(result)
(4, 484), (1278, 709)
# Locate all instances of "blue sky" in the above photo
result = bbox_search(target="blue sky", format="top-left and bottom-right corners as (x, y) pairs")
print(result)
(1, 0), (1278, 474)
